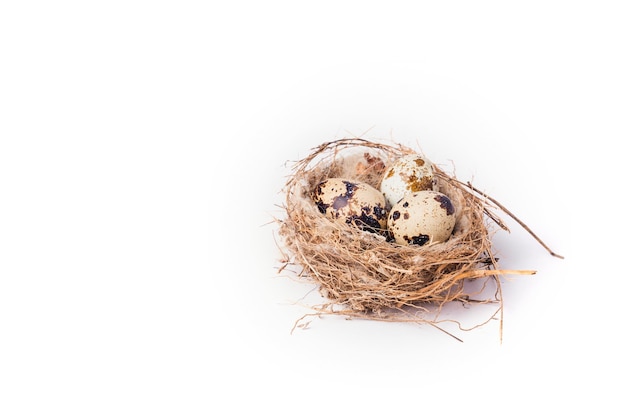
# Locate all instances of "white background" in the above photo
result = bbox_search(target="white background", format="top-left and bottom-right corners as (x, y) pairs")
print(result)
(1, 1), (623, 416)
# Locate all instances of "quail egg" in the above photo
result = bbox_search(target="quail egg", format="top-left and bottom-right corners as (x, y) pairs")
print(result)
(387, 190), (456, 246)
(380, 154), (437, 207)
(312, 177), (387, 232)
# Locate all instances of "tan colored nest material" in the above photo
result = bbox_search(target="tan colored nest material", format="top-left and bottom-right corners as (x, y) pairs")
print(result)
(276, 138), (562, 338)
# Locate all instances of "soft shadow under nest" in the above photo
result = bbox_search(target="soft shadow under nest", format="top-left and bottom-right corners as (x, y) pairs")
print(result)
(276, 138), (562, 340)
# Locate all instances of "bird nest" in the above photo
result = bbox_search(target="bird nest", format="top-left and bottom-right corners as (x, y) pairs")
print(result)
(276, 138), (561, 340)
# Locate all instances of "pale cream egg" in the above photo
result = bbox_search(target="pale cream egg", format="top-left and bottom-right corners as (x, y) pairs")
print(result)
(312, 178), (388, 233)
(380, 154), (437, 207)
(387, 190), (456, 246)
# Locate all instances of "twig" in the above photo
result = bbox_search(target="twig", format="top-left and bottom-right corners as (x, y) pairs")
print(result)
(458, 180), (565, 259)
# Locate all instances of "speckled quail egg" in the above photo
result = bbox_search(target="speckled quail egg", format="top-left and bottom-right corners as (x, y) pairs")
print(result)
(380, 154), (437, 207)
(312, 177), (388, 232)
(387, 190), (456, 246)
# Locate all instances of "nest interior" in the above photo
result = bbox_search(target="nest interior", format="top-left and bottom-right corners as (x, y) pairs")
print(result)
(277, 138), (541, 333)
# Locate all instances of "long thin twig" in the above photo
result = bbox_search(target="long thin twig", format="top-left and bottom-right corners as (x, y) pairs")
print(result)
(455, 179), (565, 259)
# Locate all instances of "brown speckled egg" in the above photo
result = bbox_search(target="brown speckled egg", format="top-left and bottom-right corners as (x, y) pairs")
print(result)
(380, 154), (437, 207)
(387, 190), (456, 246)
(312, 178), (388, 233)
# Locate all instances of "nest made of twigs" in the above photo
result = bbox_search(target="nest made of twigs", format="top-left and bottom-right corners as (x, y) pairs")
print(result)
(276, 138), (561, 338)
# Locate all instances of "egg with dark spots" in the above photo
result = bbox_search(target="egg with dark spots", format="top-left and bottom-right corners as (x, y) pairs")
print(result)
(387, 190), (456, 246)
(380, 154), (438, 207)
(312, 178), (388, 233)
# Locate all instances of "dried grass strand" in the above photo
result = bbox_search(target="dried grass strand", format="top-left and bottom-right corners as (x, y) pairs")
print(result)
(453, 179), (565, 259)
